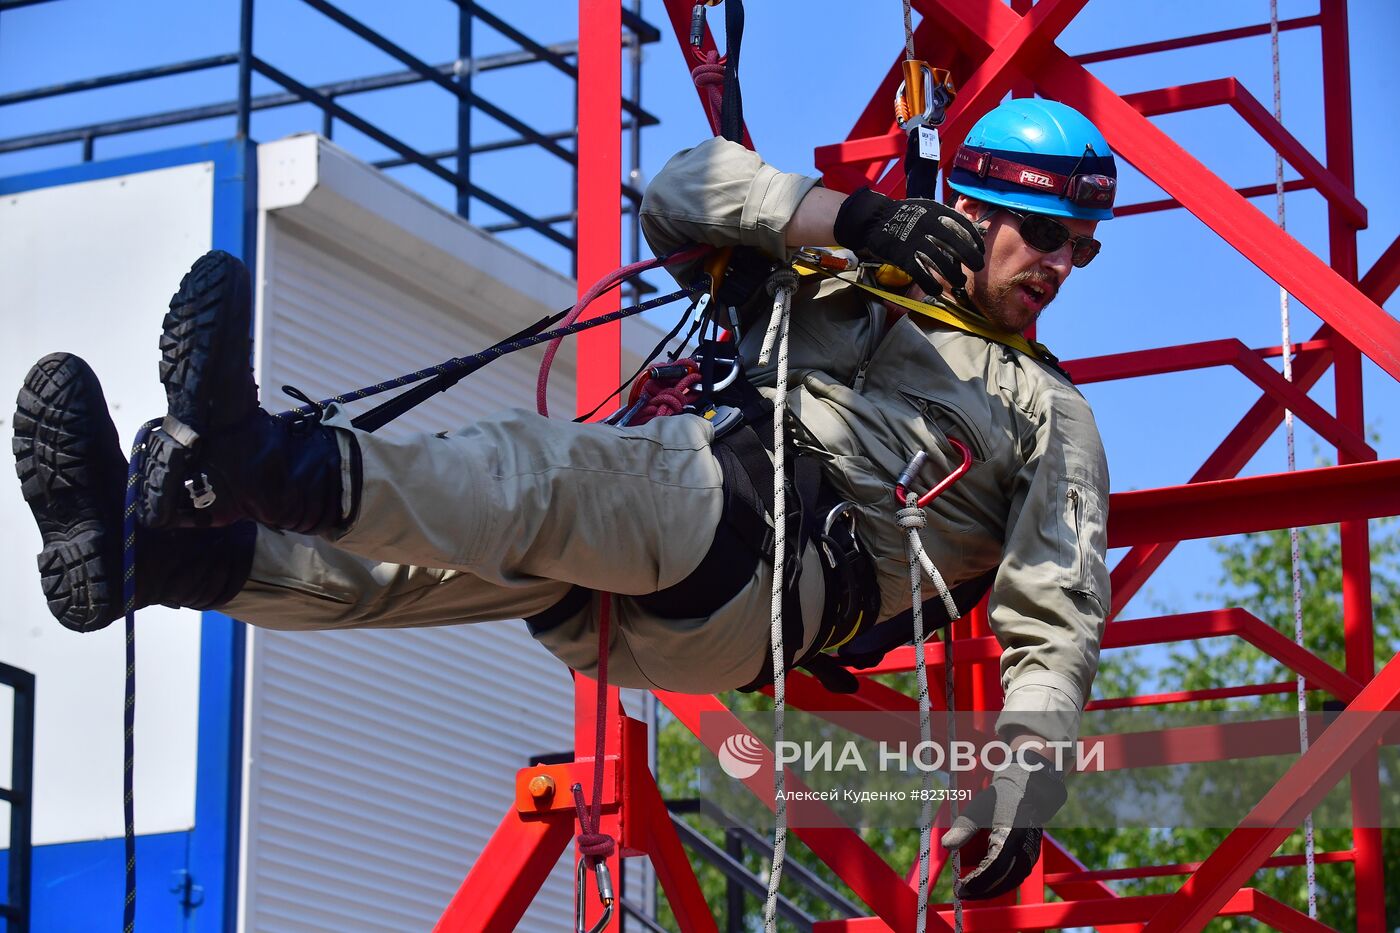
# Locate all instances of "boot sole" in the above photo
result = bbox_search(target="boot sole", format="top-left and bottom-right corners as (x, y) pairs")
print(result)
(158, 249), (252, 434)
(12, 353), (125, 632)
(143, 250), (252, 528)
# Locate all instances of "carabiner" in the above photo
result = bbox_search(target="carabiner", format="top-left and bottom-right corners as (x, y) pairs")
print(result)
(894, 437), (973, 507)
(575, 857), (615, 933)
(690, 0), (725, 47)
(895, 61), (956, 131)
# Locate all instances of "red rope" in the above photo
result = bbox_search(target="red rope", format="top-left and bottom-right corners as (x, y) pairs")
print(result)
(631, 367), (703, 425)
(689, 50), (727, 137)
(535, 245), (709, 418)
(572, 593), (617, 864)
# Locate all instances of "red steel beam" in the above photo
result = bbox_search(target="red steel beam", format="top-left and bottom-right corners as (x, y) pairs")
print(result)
(1086, 681), (1314, 712)
(831, 16), (972, 190)
(1041, 838), (1144, 933)
(1046, 849), (1355, 885)
(1106, 322), (1337, 615)
(1107, 458), (1400, 547)
(1121, 78), (1365, 227)
(1316, 4), (1385, 926)
(659, 0), (755, 149)
(1073, 16), (1320, 65)
(933, 0), (1092, 158)
(434, 806), (574, 930)
(1064, 338), (1328, 383)
(1102, 610), (1362, 702)
(1141, 651), (1400, 932)
(1063, 338), (1369, 461)
(813, 888), (1315, 931)
(917, 0), (1400, 384)
(655, 691), (956, 933)
(1359, 234), (1400, 306)
(1116, 178), (1311, 218)
(574, 7), (626, 930)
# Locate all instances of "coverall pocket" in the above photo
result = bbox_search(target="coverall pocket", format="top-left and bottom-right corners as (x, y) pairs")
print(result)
(896, 385), (989, 463)
(1055, 476), (1108, 612)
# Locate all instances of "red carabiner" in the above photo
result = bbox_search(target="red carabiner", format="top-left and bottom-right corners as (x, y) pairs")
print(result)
(894, 438), (973, 507)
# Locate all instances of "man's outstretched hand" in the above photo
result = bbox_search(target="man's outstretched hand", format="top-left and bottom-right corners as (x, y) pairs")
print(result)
(940, 750), (1068, 900)
(833, 187), (984, 299)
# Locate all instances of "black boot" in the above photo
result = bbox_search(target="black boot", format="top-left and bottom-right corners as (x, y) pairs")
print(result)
(13, 353), (256, 633)
(137, 250), (354, 535)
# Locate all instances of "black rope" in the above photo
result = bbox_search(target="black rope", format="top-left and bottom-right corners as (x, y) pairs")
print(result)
(574, 291), (704, 424)
(337, 287), (688, 428)
(266, 287), (690, 428)
(120, 420), (158, 933)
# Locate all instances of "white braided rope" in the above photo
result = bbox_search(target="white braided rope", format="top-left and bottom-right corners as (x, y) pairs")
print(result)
(1269, 0), (1317, 914)
(761, 272), (795, 932)
(897, 498), (963, 933)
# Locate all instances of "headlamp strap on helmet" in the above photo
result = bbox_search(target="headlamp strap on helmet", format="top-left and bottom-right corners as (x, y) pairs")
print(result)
(952, 145), (1116, 208)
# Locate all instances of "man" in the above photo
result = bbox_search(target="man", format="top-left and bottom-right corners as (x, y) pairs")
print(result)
(14, 98), (1111, 897)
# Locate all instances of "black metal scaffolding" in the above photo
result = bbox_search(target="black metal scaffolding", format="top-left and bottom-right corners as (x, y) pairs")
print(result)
(0, 0), (661, 269)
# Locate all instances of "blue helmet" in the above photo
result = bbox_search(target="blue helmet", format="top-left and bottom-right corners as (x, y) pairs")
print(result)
(948, 99), (1117, 221)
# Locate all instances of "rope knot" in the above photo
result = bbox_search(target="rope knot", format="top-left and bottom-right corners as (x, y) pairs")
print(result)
(765, 268), (800, 297)
(690, 49), (725, 84)
(576, 831), (616, 860)
(571, 782), (617, 863)
(896, 505), (927, 529)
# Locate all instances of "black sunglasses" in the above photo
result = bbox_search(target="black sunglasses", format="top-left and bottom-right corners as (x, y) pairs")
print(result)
(998, 207), (1101, 268)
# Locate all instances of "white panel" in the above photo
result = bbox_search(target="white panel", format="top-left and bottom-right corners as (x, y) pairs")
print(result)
(239, 216), (634, 930)
(0, 162), (210, 844)
(242, 136), (672, 932)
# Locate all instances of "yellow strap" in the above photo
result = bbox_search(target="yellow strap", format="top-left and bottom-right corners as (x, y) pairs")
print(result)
(793, 256), (1051, 362)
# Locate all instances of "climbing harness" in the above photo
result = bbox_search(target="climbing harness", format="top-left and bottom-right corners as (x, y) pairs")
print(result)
(1270, 0), (1318, 916)
(896, 441), (973, 933)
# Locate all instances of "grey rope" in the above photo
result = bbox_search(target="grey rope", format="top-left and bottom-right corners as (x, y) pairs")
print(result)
(760, 268), (798, 932)
(1269, 0), (1317, 914)
(902, 0), (916, 61)
(897, 497), (963, 933)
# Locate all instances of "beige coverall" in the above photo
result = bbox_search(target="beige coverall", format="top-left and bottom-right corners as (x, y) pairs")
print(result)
(222, 138), (1110, 745)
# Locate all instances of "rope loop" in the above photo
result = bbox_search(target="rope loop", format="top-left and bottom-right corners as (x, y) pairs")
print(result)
(571, 780), (618, 862)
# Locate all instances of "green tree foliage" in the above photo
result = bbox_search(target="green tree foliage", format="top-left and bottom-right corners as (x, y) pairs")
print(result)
(1056, 519), (1400, 931)
(652, 520), (1400, 930)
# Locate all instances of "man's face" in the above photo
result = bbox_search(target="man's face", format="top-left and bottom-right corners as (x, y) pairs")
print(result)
(953, 196), (1098, 334)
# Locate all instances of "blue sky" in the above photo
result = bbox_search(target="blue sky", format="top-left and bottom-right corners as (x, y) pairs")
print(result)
(2, 0), (1398, 663)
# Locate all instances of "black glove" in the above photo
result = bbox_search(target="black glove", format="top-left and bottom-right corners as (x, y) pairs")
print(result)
(832, 187), (984, 298)
(940, 750), (1067, 900)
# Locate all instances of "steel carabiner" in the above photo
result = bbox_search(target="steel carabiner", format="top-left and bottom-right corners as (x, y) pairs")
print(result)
(574, 856), (615, 933)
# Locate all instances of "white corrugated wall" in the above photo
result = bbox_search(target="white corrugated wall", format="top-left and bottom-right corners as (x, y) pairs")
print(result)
(240, 162), (660, 931)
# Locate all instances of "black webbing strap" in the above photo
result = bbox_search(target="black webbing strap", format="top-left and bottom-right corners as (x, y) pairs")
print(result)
(836, 568), (997, 670)
(633, 426), (771, 619)
(524, 583), (592, 636)
(720, 0), (745, 144)
(904, 125), (941, 200)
